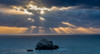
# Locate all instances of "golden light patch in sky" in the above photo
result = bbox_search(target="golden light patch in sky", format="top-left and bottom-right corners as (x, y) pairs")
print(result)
(27, 1), (73, 11)
(52, 27), (74, 34)
(40, 10), (45, 14)
(65, 27), (75, 33)
(0, 1), (74, 15)
(26, 4), (73, 15)
(28, 18), (35, 22)
(26, 26), (36, 33)
(27, 4), (51, 11)
(12, 6), (33, 15)
(50, 6), (73, 11)
(39, 16), (46, 22)
(62, 22), (76, 27)
(11, 1), (73, 15)
(31, 19), (35, 22)
(28, 18), (32, 20)
(39, 27), (45, 34)
(53, 28), (62, 33)
(0, 26), (99, 34)
(0, 8), (32, 15)
(89, 27), (100, 34)
(59, 27), (70, 33)
(24, 9), (33, 15)
(76, 27), (95, 34)
(0, 26), (28, 34)
(49, 26), (100, 34)
(49, 28), (55, 33)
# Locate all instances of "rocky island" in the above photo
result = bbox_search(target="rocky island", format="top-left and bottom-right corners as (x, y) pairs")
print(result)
(35, 39), (59, 50)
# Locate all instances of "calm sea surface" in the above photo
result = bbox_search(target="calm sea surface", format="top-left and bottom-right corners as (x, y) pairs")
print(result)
(0, 34), (100, 54)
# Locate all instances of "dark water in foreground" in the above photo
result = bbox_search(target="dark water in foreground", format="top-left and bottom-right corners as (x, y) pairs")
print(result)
(0, 34), (100, 54)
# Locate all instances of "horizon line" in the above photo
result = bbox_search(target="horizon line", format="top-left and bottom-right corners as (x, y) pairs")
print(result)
(0, 33), (100, 36)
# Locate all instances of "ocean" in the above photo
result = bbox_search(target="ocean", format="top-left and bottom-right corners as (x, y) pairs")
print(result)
(0, 34), (100, 54)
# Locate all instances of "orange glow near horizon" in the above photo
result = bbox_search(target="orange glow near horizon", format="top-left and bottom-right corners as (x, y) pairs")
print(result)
(64, 27), (74, 33)
(76, 27), (95, 34)
(0, 26), (28, 34)
(53, 28), (62, 33)
(59, 27), (69, 33)
(49, 27), (100, 34)
(0, 26), (99, 34)
(39, 27), (45, 34)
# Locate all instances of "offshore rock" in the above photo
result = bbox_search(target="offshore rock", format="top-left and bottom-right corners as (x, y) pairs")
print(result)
(35, 39), (59, 50)
(27, 49), (34, 52)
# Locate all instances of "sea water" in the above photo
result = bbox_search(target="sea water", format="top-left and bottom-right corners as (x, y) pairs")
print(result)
(0, 34), (100, 54)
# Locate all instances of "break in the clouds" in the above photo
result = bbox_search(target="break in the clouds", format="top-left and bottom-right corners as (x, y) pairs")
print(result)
(0, 0), (100, 34)
(0, 4), (33, 15)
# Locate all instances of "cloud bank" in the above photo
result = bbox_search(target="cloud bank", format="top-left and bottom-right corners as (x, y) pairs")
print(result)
(0, 0), (100, 34)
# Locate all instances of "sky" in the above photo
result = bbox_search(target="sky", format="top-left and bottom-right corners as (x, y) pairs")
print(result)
(0, 0), (100, 34)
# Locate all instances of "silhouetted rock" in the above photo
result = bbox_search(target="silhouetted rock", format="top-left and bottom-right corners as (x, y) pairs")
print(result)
(35, 39), (59, 50)
(54, 45), (59, 49)
(27, 49), (34, 52)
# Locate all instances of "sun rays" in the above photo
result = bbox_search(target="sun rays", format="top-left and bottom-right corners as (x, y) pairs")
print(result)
(0, 1), (100, 34)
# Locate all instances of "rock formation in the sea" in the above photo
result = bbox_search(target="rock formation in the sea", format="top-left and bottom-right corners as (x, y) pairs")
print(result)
(35, 39), (59, 50)
(27, 49), (34, 52)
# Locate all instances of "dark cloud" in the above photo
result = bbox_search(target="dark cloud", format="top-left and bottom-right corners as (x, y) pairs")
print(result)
(0, 9), (100, 28)
(42, 9), (100, 28)
(0, 0), (100, 8)
(0, 0), (100, 28)
(36, 0), (100, 9)
(0, 0), (31, 6)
